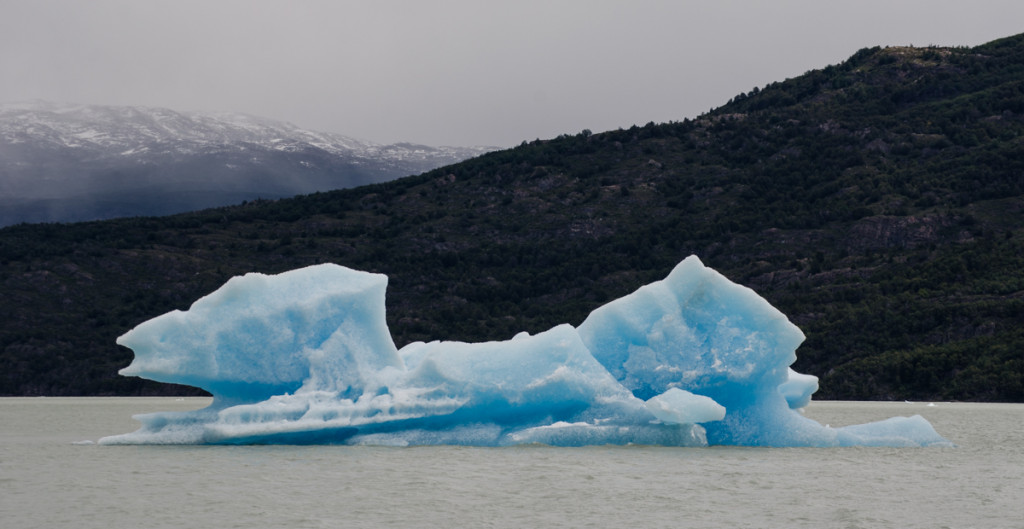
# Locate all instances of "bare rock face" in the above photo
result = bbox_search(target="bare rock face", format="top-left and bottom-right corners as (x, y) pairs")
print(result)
(845, 214), (960, 250)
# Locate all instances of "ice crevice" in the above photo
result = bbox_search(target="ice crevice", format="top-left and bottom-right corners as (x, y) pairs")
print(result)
(99, 256), (951, 447)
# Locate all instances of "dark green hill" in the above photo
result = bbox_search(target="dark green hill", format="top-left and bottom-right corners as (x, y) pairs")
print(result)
(2, 36), (1023, 400)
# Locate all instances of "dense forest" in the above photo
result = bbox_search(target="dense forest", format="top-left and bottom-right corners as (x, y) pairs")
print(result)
(2, 35), (1023, 401)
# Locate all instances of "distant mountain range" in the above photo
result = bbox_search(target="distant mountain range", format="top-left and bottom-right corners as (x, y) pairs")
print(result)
(0, 101), (494, 226)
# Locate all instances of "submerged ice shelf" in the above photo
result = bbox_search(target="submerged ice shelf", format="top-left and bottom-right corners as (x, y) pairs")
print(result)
(100, 256), (951, 447)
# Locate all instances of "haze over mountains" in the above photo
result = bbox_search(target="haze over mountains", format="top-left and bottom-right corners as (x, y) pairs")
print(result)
(0, 101), (494, 226)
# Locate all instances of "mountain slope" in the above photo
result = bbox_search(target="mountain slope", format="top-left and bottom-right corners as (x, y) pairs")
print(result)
(1, 35), (1023, 400)
(0, 102), (493, 225)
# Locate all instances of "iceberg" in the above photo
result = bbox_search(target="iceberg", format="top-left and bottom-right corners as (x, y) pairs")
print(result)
(99, 256), (951, 447)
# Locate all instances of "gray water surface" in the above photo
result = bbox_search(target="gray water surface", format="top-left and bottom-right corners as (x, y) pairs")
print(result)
(2, 398), (1021, 528)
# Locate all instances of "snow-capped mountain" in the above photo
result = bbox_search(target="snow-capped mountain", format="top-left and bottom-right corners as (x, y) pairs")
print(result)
(0, 101), (495, 226)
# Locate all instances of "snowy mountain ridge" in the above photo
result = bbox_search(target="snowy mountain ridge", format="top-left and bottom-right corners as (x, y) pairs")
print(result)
(0, 101), (496, 225)
(0, 100), (490, 164)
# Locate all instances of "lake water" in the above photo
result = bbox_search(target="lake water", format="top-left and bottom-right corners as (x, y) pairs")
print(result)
(1, 398), (1021, 528)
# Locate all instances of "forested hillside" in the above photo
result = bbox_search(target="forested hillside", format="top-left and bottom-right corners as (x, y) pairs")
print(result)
(2, 35), (1023, 400)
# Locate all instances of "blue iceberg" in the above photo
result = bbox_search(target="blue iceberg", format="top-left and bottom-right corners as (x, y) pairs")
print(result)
(99, 256), (951, 447)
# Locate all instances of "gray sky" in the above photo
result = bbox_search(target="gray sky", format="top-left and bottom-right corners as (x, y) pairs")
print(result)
(2, 0), (1023, 147)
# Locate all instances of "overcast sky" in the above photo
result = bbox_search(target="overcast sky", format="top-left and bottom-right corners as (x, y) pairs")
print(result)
(2, 1), (1023, 147)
